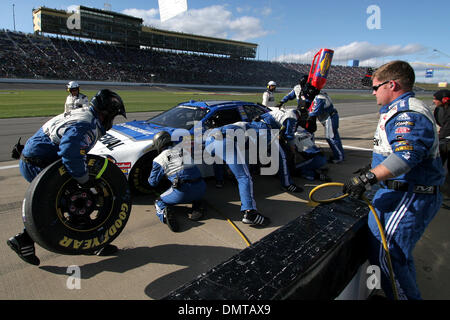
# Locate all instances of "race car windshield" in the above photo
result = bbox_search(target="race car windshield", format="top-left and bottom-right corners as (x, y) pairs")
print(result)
(146, 105), (209, 130)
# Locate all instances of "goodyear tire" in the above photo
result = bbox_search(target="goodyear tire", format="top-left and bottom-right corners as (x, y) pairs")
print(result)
(22, 154), (132, 255)
(129, 152), (170, 195)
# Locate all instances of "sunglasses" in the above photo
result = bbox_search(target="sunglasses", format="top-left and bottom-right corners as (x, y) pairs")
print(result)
(372, 80), (390, 92)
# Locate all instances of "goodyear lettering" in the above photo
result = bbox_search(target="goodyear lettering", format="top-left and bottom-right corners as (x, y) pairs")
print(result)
(58, 202), (129, 250)
(59, 166), (67, 176)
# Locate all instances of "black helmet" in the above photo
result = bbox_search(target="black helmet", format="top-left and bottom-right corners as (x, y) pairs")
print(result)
(91, 89), (126, 130)
(153, 131), (172, 154)
(299, 75), (308, 87)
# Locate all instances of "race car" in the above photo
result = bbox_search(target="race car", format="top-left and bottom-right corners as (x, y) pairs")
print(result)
(89, 100), (270, 194)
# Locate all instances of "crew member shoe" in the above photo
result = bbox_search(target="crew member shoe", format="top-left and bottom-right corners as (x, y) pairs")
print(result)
(328, 157), (343, 164)
(282, 184), (303, 193)
(242, 210), (270, 227)
(6, 232), (40, 266)
(188, 202), (206, 221)
(165, 207), (179, 232)
(215, 180), (224, 188)
(316, 169), (332, 182)
(94, 244), (119, 256)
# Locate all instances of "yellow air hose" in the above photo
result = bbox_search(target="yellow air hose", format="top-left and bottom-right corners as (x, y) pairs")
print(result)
(309, 182), (399, 300)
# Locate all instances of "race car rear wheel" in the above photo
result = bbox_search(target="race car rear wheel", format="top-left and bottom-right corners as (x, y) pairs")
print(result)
(23, 155), (132, 255)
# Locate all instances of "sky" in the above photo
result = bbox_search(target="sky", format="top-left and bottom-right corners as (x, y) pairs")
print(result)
(1, 0), (449, 82)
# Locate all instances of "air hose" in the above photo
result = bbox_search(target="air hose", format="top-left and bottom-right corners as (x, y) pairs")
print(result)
(309, 182), (399, 300)
(149, 189), (252, 247)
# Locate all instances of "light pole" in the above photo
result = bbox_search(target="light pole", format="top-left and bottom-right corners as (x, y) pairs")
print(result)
(13, 4), (16, 31)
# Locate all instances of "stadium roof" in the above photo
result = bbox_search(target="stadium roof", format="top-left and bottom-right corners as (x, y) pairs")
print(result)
(32, 5), (257, 58)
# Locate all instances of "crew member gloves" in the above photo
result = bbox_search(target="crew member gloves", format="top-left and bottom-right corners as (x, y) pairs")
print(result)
(343, 171), (378, 199)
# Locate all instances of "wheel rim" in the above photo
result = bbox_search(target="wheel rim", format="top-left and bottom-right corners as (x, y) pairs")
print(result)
(56, 178), (114, 232)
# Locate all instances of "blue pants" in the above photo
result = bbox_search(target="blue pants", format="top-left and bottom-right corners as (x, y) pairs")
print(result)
(295, 152), (327, 180)
(368, 188), (442, 300)
(322, 113), (344, 162)
(19, 159), (44, 183)
(278, 144), (295, 187)
(252, 121), (294, 188)
(155, 180), (206, 222)
(205, 136), (256, 212)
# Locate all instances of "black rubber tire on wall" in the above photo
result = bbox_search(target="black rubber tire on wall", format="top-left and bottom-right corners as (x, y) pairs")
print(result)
(23, 154), (132, 255)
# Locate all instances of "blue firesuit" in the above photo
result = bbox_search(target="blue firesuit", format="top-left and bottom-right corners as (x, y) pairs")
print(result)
(205, 122), (257, 211)
(19, 106), (105, 183)
(309, 93), (344, 162)
(293, 128), (327, 180)
(259, 108), (298, 187)
(149, 146), (206, 222)
(280, 84), (302, 106)
(369, 92), (445, 300)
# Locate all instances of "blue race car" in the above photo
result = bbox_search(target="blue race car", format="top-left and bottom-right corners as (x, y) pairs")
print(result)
(89, 100), (270, 194)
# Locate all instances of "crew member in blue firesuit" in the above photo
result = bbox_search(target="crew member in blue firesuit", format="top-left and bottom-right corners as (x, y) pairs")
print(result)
(7, 89), (127, 265)
(343, 61), (445, 300)
(257, 107), (303, 193)
(308, 92), (345, 163)
(149, 131), (206, 232)
(205, 122), (271, 227)
(292, 127), (331, 182)
(276, 75), (308, 108)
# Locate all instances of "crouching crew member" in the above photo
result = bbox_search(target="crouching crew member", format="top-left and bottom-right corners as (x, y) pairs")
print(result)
(149, 131), (206, 232)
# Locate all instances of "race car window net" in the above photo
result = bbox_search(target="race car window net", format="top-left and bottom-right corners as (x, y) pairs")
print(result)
(243, 105), (267, 121)
(146, 105), (209, 130)
(203, 108), (242, 129)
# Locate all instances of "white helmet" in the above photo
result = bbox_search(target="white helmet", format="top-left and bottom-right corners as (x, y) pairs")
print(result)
(67, 81), (80, 90)
(267, 81), (277, 87)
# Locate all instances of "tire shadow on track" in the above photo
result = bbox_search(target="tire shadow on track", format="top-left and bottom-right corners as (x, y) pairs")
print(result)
(39, 244), (239, 299)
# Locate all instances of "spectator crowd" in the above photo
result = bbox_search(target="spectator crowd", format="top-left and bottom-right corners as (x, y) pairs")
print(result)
(0, 30), (368, 89)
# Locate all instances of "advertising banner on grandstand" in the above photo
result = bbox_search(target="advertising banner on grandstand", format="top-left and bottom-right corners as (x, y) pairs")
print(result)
(158, 0), (188, 22)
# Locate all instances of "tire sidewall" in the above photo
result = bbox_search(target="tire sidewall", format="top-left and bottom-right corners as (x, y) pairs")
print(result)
(23, 155), (132, 255)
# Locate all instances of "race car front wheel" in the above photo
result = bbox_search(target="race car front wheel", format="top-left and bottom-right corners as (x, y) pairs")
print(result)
(23, 155), (132, 255)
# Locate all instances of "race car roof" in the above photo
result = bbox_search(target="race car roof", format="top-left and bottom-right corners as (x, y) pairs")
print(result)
(181, 100), (253, 109)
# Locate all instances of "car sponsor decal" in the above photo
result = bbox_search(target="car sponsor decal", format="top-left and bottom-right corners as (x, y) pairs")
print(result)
(112, 122), (160, 141)
(116, 162), (131, 175)
(99, 133), (125, 151)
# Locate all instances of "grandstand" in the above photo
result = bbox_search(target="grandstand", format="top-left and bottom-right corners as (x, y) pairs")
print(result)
(0, 5), (369, 89)
(0, 29), (369, 89)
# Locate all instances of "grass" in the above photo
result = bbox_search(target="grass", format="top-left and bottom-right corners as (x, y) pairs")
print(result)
(0, 88), (433, 118)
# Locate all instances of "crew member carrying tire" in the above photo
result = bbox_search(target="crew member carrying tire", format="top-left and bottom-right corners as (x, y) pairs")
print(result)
(7, 89), (127, 265)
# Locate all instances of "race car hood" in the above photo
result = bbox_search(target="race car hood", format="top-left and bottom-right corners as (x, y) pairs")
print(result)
(112, 120), (177, 141)
(89, 120), (179, 163)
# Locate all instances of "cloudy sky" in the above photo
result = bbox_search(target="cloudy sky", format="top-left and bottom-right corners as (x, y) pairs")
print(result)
(1, 0), (449, 82)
